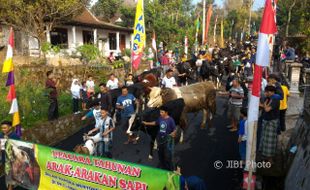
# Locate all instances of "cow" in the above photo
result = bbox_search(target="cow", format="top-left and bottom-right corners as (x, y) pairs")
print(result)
(130, 98), (185, 159)
(175, 62), (196, 85)
(147, 82), (216, 133)
(134, 68), (162, 85)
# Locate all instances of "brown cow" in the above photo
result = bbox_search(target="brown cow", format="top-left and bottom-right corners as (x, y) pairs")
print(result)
(147, 82), (216, 131)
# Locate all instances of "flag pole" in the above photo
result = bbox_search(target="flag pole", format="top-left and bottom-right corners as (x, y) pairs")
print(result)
(247, 121), (257, 190)
(202, 0), (206, 45)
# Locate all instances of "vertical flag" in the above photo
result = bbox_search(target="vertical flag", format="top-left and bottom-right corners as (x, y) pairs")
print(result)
(184, 35), (188, 58)
(195, 16), (200, 52)
(2, 27), (22, 137)
(213, 15), (218, 45)
(131, 0), (146, 70)
(204, 4), (213, 45)
(220, 19), (224, 48)
(152, 31), (157, 51)
(2, 28), (14, 73)
(246, 0), (277, 176)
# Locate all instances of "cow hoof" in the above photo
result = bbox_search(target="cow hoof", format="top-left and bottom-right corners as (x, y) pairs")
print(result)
(148, 155), (153, 160)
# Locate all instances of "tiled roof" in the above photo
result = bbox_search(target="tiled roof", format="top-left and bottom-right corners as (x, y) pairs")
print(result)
(69, 8), (132, 32)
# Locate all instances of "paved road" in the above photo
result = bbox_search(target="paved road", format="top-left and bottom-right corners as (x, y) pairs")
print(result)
(2, 96), (243, 190)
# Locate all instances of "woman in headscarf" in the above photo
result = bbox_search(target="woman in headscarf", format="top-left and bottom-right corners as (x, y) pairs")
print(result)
(70, 78), (81, 114)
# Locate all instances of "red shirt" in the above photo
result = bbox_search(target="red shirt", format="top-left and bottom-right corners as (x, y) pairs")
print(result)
(46, 79), (58, 98)
(161, 55), (169, 65)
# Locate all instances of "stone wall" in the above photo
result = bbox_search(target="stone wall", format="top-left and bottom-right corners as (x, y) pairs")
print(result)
(21, 112), (93, 146)
(14, 65), (126, 91)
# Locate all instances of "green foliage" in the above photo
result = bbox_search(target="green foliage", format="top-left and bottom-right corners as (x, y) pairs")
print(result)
(41, 42), (61, 55)
(91, 0), (122, 21)
(112, 60), (124, 69)
(0, 73), (72, 128)
(0, 0), (88, 55)
(77, 44), (100, 62)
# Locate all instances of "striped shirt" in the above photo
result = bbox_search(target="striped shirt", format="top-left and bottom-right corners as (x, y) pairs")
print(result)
(229, 86), (244, 107)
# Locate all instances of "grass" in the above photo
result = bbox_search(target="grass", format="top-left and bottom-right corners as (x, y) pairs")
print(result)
(0, 73), (72, 128)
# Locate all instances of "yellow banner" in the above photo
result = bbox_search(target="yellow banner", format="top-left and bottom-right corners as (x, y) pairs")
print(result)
(132, 0), (146, 69)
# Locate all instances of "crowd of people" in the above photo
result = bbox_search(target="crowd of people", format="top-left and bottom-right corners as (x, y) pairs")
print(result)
(1, 35), (305, 190)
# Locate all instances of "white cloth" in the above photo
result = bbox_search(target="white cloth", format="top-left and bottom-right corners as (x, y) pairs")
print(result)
(70, 79), (81, 99)
(106, 79), (119, 90)
(86, 80), (95, 92)
(162, 76), (177, 88)
(241, 120), (248, 141)
(84, 139), (95, 155)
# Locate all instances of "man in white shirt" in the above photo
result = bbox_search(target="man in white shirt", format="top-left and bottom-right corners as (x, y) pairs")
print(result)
(162, 69), (177, 88)
(106, 74), (119, 90)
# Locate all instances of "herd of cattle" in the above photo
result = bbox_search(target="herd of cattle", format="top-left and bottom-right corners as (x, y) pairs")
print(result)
(76, 66), (219, 158)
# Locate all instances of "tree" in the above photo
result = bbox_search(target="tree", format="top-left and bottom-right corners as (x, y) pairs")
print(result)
(0, 0), (89, 55)
(91, 0), (122, 21)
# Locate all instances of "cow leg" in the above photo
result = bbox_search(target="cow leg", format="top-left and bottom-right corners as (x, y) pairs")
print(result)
(179, 112), (187, 143)
(200, 109), (207, 129)
(148, 132), (157, 160)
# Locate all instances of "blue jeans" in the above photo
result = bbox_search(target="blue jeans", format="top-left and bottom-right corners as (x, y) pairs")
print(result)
(97, 141), (112, 158)
(239, 141), (246, 161)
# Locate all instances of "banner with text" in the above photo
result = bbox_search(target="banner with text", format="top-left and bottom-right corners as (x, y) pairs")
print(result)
(4, 139), (180, 190)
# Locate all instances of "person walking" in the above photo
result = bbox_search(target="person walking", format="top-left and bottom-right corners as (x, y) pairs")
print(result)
(116, 86), (138, 144)
(46, 70), (60, 121)
(97, 83), (113, 114)
(143, 106), (177, 171)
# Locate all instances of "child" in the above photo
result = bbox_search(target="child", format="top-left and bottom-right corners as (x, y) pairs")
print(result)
(238, 109), (248, 162)
(125, 74), (134, 87)
(70, 78), (81, 114)
(80, 81), (88, 110)
(86, 75), (95, 98)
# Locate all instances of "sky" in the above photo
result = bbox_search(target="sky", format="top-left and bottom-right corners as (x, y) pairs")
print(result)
(90, 0), (265, 10)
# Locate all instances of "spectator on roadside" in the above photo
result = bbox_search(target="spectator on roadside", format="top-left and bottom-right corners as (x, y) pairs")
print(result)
(143, 106), (177, 171)
(227, 78), (244, 132)
(259, 85), (280, 163)
(161, 51), (170, 74)
(285, 46), (295, 61)
(147, 48), (154, 70)
(116, 86), (139, 145)
(108, 52), (116, 63)
(162, 69), (177, 88)
(97, 83), (112, 114)
(125, 74), (134, 87)
(46, 70), (60, 121)
(267, 74), (284, 100)
(238, 109), (248, 162)
(80, 81), (88, 111)
(70, 78), (81, 114)
(106, 74), (119, 90)
(86, 75), (95, 98)
(279, 82), (290, 133)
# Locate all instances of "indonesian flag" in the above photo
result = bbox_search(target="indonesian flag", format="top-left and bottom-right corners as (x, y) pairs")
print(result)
(152, 31), (157, 51)
(246, 0), (277, 170)
(2, 27), (14, 73)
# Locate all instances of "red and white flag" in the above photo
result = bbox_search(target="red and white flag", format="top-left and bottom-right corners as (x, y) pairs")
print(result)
(152, 32), (157, 51)
(246, 0), (277, 170)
